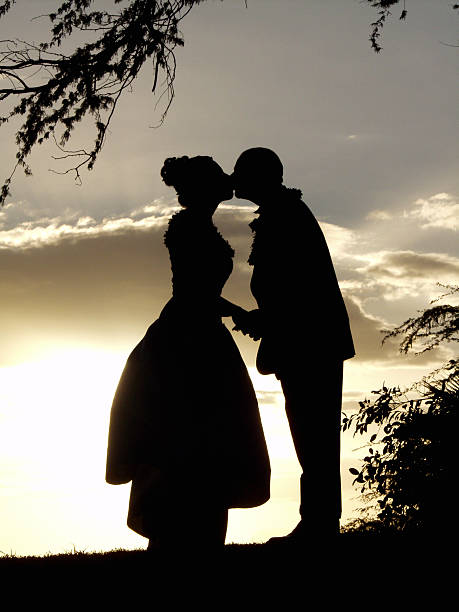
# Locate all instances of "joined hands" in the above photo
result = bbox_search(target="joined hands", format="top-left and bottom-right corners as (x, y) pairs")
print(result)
(219, 298), (262, 340)
(231, 308), (262, 341)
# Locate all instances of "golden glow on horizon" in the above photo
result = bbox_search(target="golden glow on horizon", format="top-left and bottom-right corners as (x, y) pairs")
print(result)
(0, 347), (304, 555)
(0, 349), (124, 489)
(0, 350), (297, 489)
(0, 346), (440, 556)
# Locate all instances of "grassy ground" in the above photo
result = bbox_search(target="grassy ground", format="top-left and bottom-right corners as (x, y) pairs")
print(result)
(0, 535), (450, 604)
(0, 533), (439, 571)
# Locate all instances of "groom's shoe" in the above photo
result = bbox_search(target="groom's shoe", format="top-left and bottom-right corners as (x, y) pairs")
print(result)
(267, 520), (308, 545)
(267, 519), (340, 545)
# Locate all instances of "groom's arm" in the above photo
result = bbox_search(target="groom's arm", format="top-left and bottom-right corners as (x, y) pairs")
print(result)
(219, 297), (262, 339)
(219, 297), (246, 317)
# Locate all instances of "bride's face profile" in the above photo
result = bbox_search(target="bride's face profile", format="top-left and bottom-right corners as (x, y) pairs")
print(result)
(180, 165), (233, 211)
(161, 156), (233, 211)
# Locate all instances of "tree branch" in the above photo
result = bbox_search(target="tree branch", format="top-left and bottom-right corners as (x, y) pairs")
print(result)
(0, 0), (204, 205)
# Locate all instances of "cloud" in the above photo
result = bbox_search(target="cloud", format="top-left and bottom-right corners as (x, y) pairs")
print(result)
(256, 390), (283, 406)
(344, 296), (447, 366)
(0, 203), (262, 367)
(0, 194), (358, 278)
(356, 250), (459, 282)
(0, 199), (258, 251)
(319, 222), (357, 260)
(405, 193), (459, 231)
(0, 199), (179, 250)
(345, 296), (396, 363)
(1, 193), (453, 374)
(0, 225), (172, 365)
(341, 249), (459, 307)
(366, 209), (393, 221)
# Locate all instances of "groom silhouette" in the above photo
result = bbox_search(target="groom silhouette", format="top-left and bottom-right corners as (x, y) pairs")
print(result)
(232, 147), (355, 542)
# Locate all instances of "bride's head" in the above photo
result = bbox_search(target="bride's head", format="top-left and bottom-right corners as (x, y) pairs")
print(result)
(161, 156), (233, 210)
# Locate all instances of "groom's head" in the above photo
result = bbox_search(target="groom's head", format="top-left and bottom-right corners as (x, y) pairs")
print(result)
(233, 147), (283, 203)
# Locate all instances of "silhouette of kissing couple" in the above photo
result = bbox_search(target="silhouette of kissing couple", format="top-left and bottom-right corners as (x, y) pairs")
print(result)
(106, 147), (355, 551)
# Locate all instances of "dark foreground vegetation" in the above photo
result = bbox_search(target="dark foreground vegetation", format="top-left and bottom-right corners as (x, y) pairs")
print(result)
(0, 530), (446, 571)
(343, 285), (458, 536)
(1, 532), (451, 606)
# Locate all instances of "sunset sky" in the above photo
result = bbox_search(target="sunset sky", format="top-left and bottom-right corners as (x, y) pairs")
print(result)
(1, 0), (458, 556)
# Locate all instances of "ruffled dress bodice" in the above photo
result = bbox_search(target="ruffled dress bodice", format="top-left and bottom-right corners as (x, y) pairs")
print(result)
(162, 210), (234, 320)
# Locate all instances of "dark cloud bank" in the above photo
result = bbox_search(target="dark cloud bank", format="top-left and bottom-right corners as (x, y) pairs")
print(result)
(2, 212), (449, 370)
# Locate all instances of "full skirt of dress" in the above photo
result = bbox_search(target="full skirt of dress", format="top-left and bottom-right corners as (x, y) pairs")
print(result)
(106, 301), (271, 538)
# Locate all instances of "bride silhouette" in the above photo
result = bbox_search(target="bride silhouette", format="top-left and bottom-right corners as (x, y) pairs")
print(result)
(106, 155), (270, 550)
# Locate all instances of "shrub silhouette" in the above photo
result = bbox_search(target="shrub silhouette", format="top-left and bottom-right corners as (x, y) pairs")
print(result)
(343, 284), (458, 533)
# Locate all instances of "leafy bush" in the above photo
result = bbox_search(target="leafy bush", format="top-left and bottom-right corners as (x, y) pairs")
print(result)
(343, 284), (458, 533)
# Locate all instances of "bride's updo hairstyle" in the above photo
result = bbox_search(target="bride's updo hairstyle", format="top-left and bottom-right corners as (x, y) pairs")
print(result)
(161, 155), (226, 208)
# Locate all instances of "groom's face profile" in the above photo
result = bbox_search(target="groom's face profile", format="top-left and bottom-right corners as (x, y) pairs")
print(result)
(232, 148), (283, 203)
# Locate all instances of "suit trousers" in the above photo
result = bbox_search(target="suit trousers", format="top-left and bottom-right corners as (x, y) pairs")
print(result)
(279, 359), (343, 528)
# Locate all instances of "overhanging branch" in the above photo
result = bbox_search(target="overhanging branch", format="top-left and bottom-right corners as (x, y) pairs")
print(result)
(0, 0), (201, 205)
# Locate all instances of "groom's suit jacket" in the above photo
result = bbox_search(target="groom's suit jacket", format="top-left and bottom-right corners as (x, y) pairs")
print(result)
(249, 189), (355, 376)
